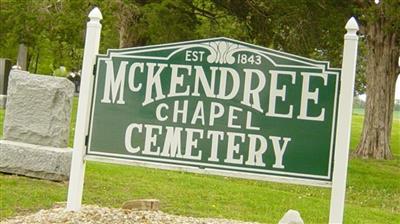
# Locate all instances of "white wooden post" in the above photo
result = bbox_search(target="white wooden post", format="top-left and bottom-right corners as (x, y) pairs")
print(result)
(66, 7), (102, 211)
(329, 17), (359, 223)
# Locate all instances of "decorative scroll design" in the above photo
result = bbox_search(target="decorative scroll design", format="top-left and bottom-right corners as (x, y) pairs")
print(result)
(201, 41), (247, 64)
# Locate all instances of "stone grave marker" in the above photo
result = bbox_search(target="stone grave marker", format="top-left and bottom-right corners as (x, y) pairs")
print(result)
(0, 58), (11, 108)
(17, 44), (28, 70)
(0, 69), (75, 181)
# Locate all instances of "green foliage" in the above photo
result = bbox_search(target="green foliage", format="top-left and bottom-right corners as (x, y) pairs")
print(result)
(212, 0), (354, 67)
(355, 0), (400, 34)
(140, 0), (197, 44)
(52, 66), (68, 77)
(125, 0), (248, 46)
(354, 40), (367, 95)
(97, 0), (140, 49)
(0, 0), (398, 91)
(0, 0), (88, 74)
(193, 0), (248, 40)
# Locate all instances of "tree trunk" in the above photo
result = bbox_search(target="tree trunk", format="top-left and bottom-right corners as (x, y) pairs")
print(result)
(118, 19), (127, 48)
(116, 0), (138, 48)
(354, 18), (399, 159)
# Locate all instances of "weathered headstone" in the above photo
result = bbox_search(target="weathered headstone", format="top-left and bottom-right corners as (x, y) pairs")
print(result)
(3, 70), (74, 147)
(0, 58), (11, 109)
(0, 58), (11, 95)
(17, 44), (28, 70)
(0, 70), (75, 181)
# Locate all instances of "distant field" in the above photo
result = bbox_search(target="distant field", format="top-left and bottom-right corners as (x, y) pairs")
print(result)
(0, 101), (399, 223)
(353, 107), (400, 120)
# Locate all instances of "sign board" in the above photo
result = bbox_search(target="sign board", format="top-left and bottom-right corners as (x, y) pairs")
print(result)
(67, 8), (359, 223)
(87, 38), (340, 186)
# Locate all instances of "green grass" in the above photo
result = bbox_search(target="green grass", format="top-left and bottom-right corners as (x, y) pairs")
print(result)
(0, 100), (399, 223)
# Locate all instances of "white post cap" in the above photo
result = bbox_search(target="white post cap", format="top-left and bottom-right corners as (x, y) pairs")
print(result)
(88, 7), (102, 21)
(345, 17), (359, 34)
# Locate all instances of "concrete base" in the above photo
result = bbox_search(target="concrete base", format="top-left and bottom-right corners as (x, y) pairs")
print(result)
(0, 95), (6, 109)
(0, 140), (72, 181)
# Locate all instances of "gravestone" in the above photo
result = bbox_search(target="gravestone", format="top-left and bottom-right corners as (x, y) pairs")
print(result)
(17, 44), (28, 70)
(0, 58), (11, 109)
(0, 69), (75, 181)
(0, 58), (11, 94)
(3, 70), (74, 147)
(279, 210), (304, 224)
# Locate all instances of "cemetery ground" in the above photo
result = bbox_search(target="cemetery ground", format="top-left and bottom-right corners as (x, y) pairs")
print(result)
(0, 98), (399, 224)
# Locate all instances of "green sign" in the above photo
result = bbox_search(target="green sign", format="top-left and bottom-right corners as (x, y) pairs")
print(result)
(87, 37), (340, 184)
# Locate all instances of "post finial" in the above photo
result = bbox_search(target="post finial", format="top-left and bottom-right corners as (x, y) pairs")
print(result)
(345, 17), (359, 34)
(88, 7), (102, 21)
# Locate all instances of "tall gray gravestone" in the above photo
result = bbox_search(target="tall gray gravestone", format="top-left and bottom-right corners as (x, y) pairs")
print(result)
(0, 69), (75, 181)
(17, 44), (28, 70)
(0, 58), (11, 109)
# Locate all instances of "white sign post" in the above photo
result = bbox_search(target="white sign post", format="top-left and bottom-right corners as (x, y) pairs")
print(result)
(66, 7), (102, 211)
(66, 8), (359, 223)
(329, 17), (359, 223)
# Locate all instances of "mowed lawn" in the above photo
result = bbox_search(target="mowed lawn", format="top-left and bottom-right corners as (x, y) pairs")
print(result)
(0, 99), (399, 223)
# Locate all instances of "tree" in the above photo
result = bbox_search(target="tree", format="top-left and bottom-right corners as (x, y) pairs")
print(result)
(0, 0), (89, 74)
(354, 0), (399, 159)
(99, 0), (141, 48)
(0, 0), (48, 69)
(213, 0), (399, 160)
(140, 0), (198, 44)
(45, 0), (88, 72)
(212, 0), (353, 66)
(355, 42), (368, 96)
(106, 0), (248, 48)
